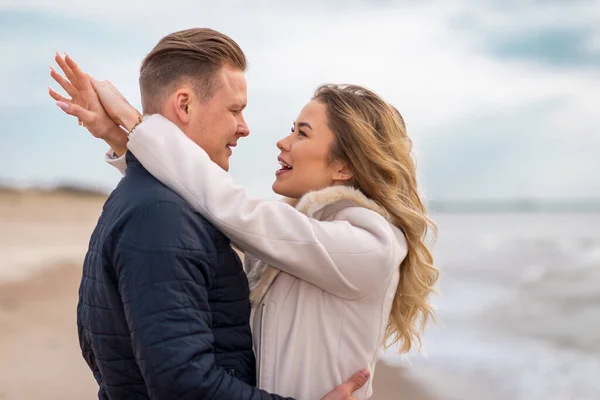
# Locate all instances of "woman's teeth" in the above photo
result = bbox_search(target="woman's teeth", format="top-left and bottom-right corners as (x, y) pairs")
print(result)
(278, 160), (292, 169)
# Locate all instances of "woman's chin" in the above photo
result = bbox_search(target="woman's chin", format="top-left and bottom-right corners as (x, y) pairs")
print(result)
(272, 181), (286, 197)
(272, 181), (299, 199)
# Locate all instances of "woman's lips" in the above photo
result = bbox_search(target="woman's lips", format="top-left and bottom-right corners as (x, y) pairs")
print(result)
(275, 167), (292, 176)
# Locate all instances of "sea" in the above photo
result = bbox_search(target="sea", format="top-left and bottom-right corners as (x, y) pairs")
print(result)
(383, 212), (600, 400)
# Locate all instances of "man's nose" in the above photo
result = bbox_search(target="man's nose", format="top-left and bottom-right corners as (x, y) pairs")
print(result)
(239, 126), (250, 137)
(237, 117), (250, 137)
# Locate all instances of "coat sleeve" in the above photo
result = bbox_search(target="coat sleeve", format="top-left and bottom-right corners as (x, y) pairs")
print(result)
(127, 114), (405, 300)
(105, 149), (127, 176)
(114, 201), (293, 400)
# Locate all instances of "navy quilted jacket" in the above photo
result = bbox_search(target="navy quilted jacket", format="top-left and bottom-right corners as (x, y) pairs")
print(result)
(77, 153), (292, 400)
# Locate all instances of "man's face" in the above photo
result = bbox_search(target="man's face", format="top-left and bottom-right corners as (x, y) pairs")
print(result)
(185, 65), (249, 171)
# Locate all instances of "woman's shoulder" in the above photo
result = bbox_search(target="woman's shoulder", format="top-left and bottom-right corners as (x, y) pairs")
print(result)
(297, 186), (407, 255)
(295, 186), (390, 220)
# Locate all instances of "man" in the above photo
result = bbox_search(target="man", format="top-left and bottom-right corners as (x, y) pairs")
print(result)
(49, 29), (367, 399)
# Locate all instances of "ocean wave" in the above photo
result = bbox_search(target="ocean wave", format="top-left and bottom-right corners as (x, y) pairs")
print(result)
(384, 327), (600, 400)
(387, 213), (600, 399)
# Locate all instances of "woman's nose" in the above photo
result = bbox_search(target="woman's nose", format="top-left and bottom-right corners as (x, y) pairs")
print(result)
(276, 134), (292, 151)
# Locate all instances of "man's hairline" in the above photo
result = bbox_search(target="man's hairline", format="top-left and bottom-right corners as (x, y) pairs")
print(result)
(142, 62), (246, 112)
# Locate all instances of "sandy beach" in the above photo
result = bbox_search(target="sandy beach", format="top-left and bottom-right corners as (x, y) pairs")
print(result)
(0, 262), (98, 399)
(0, 190), (442, 400)
(3, 189), (599, 399)
(0, 190), (102, 399)
(0, 259), (440, 400)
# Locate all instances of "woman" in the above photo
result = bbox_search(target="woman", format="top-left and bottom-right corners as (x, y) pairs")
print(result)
(51, 56), (438, 400)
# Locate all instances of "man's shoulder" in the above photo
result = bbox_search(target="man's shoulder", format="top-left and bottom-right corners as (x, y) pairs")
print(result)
(107, 174), (226, 251)
(113, 167), (189, 207)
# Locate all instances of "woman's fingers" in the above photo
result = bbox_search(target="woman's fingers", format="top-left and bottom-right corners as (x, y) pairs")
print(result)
(48, 86), (71, 104)
(55, 101), (94, 125)
(54, 52), (78, 88)
(49, 66), (78, 98)
(90, 78), (118, 105)
(64, 54), (93, 91)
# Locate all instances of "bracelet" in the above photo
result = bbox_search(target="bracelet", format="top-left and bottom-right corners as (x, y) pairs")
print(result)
(127, 115), (143, 138)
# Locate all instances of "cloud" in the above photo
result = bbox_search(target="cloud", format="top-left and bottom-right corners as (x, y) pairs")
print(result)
(1, 0), (599, 199)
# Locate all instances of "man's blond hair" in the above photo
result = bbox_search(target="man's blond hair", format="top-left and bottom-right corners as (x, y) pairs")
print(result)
(139, 28), (247, 113)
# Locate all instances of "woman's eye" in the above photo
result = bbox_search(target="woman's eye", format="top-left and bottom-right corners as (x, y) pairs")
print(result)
(290, 125), (305, 137)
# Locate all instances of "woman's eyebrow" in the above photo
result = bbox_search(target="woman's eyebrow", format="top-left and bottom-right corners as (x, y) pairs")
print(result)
(296, 122), (313, 130)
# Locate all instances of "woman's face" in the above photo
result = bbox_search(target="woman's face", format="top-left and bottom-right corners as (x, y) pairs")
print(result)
(272, 100), (351, 199)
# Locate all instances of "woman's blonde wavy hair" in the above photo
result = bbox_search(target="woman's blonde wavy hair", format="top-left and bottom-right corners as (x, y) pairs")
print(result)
(313, 84), (439, 353)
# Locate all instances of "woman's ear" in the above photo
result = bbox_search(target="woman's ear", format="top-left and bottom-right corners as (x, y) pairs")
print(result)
(172, 89), (192, 124)
(332, 161), (353, 182)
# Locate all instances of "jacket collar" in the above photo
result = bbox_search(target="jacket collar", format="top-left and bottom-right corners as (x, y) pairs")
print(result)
(283, 185), (391, 222)
(125, 151), (142, 166)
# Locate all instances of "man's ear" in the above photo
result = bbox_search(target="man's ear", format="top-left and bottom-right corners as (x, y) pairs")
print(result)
(332, 161), (353, 182)
(172, 89), (193, 124)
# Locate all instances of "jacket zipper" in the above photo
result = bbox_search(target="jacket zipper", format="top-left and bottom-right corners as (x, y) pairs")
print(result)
(257, 302), (266, 388)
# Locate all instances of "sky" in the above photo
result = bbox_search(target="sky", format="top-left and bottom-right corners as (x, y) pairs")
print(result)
(0, 0), (599, 201)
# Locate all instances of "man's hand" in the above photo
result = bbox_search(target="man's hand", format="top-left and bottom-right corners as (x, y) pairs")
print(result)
(320, 369), (370, 400)
(49, 53), (128, 156)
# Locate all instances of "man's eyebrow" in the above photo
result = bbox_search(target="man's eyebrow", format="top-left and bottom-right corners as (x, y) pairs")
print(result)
(297, 122), (313, 130)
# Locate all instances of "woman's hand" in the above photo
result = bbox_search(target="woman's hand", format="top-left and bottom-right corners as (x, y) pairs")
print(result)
(89, 78), (142, 132)
(48, 53), (129, 156)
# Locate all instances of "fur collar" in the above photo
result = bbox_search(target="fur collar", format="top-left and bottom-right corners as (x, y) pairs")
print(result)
(246, 185), (391, 306)
(283, 185), (391, 221)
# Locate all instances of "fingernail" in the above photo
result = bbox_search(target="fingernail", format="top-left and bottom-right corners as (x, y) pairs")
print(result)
(360, 369), (370, 379)
(49, 65), (55, 72)
(56, 101), (69, 111)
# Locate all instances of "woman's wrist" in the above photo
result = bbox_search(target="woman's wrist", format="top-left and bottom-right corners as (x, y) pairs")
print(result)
(120, 108), (143, 132)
